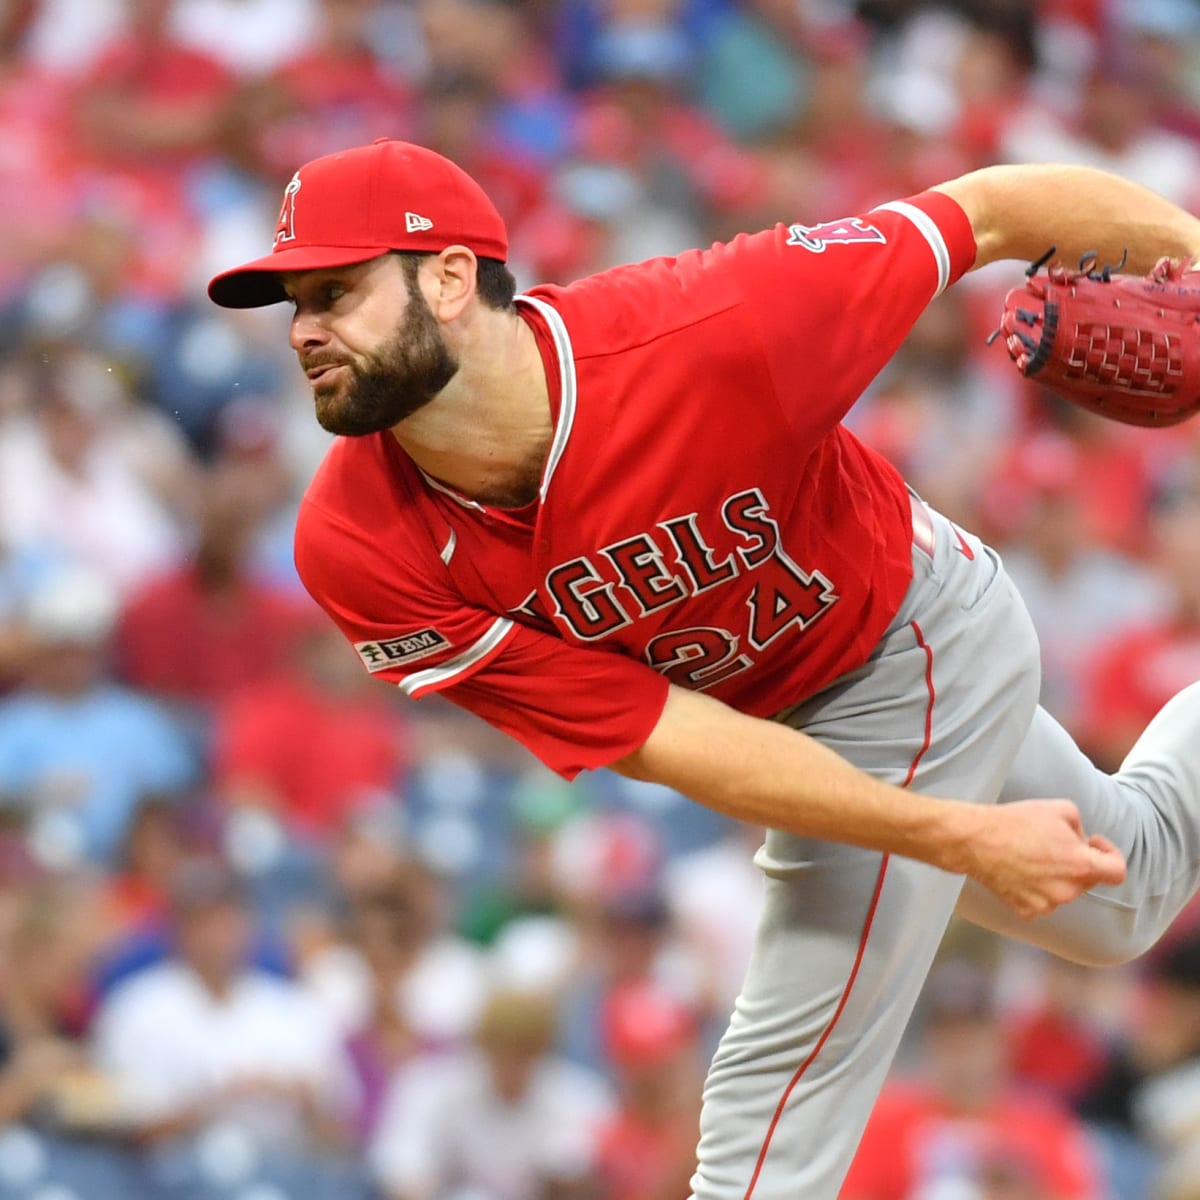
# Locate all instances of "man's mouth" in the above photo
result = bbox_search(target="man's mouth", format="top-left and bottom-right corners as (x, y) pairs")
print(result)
(305, 363), (344, 384)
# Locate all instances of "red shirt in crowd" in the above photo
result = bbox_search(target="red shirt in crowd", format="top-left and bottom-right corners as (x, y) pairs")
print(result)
(594, 1112), (698, 1200)
(254, 51), (417, 179)
(118, 568), (313, 706)
(1079, 620), (1200, 763)
(840, 1081), (1102, 1200)
(213, 672), (406, 837)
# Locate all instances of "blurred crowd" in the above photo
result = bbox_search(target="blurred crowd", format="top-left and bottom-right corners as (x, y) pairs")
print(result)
(1, 0), (1200, 1197)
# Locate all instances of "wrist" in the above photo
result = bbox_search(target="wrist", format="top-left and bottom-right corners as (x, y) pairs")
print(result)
(906, 793), (982, 876)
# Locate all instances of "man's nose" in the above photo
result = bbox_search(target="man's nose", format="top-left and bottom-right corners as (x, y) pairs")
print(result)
(289, 310), (329, 353)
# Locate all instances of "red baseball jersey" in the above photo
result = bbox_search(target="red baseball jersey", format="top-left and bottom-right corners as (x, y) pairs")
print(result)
(295, 191), (977, 778)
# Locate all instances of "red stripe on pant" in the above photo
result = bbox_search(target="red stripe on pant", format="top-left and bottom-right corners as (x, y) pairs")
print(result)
(742, 620), (936, 1199)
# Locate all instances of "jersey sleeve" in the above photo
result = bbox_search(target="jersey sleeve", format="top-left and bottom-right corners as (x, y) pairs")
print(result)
(295, 498), (669, 779)
(727, 188), (977, 444)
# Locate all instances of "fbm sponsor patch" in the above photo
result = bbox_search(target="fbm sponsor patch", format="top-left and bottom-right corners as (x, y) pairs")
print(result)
(354, 629), (448, 673)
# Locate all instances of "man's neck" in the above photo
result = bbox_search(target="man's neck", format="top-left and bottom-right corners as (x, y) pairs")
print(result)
(391, 304), (552, 509)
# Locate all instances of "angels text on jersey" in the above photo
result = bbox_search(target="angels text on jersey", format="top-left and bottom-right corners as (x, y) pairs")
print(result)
(513, 487), (839, 690)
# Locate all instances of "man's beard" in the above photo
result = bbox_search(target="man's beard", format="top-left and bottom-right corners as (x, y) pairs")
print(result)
(309, 280), (459, 437)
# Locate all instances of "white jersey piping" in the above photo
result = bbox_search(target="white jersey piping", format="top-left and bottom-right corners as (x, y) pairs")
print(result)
(399, 616), (515, 696)
(418, 469), (486, 512)
(516, 294), (578, 502)
(872, 200), (952, 297)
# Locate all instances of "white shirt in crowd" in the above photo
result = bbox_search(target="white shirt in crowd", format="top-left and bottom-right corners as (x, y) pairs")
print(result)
(369, 1050), (615, 1200)
(0, 418), (183, 598)
(302, 934), (490, 1043)
(92, 962), (354, 1148)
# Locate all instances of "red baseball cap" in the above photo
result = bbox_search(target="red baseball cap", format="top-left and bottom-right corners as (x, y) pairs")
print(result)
(208, 138), (509, 309)
(601, 980), (696, 1069)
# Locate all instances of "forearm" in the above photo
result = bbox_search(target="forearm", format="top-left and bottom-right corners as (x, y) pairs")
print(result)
(935, 163), (1200, 272)
(616, 687), (1125, 918)
(614, 686), (976, 873)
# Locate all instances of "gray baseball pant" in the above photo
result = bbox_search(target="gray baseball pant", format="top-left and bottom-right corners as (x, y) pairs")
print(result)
(689, 499), (1200, 1199)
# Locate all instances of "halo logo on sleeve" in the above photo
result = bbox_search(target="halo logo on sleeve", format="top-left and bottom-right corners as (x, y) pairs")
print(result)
(785, 218), (885, 253)
(355, 629), (448, 672)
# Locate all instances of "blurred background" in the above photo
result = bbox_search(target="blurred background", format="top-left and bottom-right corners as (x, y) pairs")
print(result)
(0, 0), (1199, 1198)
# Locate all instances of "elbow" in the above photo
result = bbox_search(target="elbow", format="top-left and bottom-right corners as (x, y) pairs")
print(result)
(609, 744), (655, 782)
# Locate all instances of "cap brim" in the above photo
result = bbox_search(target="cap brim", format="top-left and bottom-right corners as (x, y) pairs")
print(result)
(207, 244), (391, 309)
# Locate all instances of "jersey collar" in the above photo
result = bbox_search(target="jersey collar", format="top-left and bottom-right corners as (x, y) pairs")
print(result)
(516, 294), (577, 503)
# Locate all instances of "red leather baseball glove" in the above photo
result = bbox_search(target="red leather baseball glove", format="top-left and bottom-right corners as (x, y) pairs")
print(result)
(993, 248), (1200, 427)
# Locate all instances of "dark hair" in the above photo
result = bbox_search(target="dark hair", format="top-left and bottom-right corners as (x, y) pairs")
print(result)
(395, 250), (517, 311)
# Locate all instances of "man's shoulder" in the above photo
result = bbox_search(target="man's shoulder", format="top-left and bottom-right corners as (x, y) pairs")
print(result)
(525, 233), (775, 360)
(294, 435), (439, 593)
(298, 433), (413, 530)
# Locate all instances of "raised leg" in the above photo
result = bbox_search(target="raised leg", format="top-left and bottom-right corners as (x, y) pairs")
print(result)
(957, 686), (1200, 966)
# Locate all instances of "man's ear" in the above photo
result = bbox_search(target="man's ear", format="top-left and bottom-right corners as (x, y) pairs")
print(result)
(425, 246), (479, 322)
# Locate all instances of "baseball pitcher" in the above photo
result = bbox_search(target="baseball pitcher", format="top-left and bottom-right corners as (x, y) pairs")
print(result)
(209, 139), (1200, 1198)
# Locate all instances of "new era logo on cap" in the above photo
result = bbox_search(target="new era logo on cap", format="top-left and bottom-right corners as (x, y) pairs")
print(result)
(405, 212), (434, 233)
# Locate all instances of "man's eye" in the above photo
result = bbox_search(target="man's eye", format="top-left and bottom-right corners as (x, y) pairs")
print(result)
(325, 283), (346, 303)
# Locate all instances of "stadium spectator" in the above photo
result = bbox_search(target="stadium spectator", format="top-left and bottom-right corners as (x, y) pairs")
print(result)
(992, 430), (1166, 729)
(662, 819), (763, 1017)
(698, 0), (812, 142)
(592, 979), (704, 1200)
(91, 855), (352, 1150)
(0, 877), (100, 1127)
(85, 796), (195, 984)
(116, 465), (313, 718)
(849, 289), (1020, 533)
(212, 619), (410, 842)
(168, 0), (320, 79)
(1118, 0), (1200, 142)
(1006, 955), (1117, 1113)
(558, 882), (710, 1079)
(947, 8), (1039, 168)
(571, 13), (765, 244)
(301, 857), (489, 1054)
(998, 37), (1200, 211)
(841, 960), (1104, 1200)
(55, 0), (243, 314)
(71, 0), (232, 178)
(0, 352), (189, 596)
(457, 773), (583, 947)
(417, 70), (571, 282)
(1078, 927), (1200, 1200)
(0, 1), (82, 303)
(1129, 929), (1200, 1146)
(0, 565), (196, 866)
(235, 0), (418, 183)
(369, 984), (615, 1200)
(1077, 469), (1200, 769)
(313, 864), (479, 1144)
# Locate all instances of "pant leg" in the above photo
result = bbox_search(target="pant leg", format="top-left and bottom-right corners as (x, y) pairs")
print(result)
(956, 686), (1200, 966)
(691, 512), (1041, 1200)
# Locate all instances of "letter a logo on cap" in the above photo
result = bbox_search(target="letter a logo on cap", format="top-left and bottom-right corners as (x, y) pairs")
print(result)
(405, 212), (434, 233)
(275, 173), (302, 246)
